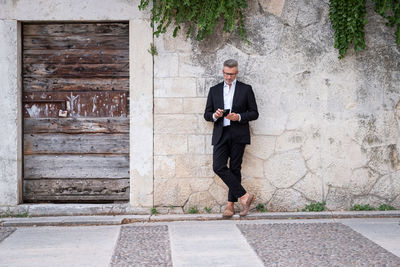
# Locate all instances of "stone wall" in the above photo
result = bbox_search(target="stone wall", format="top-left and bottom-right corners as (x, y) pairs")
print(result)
(153, 0), (400, 211)
(0, 0), (399, 211)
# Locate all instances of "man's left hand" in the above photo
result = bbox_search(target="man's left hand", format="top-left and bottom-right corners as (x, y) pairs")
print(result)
(226, 113), (240, 121)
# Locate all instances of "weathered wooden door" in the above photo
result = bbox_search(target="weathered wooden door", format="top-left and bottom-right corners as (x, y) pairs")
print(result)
(22, 23), (130, 203)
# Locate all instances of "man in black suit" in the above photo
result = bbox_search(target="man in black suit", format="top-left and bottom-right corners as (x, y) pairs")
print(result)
(204, 59), (259, 217)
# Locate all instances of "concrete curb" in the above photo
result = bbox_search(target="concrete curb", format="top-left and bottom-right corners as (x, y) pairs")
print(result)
(1, 210), (399, 227)
(0, 203), (151, 217)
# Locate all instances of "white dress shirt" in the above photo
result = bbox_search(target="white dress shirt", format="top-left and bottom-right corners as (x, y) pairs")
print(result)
(213, 79), (240, 126)
(222, 79), (236, 126)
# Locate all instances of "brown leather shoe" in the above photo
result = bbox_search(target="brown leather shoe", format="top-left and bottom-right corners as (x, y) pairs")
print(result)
(223, 205), (235, 218)
(239, 193), (255, 217)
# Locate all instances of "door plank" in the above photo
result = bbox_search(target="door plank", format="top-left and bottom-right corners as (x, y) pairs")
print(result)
(24, 118), (130, 134)
(23, 178), (129, 203)
(23, 91), (128, 118)
(24, 133), (129, 154)
(23, 77), (129, 92)
(23, 63), (129, 78)
(23, 23), (129, 37)
(24, 155), (129, 179)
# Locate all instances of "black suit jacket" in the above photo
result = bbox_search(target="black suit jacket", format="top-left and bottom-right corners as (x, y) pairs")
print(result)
(204, 81), (259, 145)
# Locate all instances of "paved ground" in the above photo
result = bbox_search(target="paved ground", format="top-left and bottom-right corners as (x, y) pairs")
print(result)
(0, 218), (399, 266)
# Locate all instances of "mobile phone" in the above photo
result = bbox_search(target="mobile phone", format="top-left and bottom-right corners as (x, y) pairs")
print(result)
(223, 109), (230, 117)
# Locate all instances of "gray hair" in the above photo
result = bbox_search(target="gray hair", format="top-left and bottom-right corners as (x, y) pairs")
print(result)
(223, 59), (238, 68)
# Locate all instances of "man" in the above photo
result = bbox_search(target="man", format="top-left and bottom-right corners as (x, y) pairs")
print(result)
(204, 59), (259, 217)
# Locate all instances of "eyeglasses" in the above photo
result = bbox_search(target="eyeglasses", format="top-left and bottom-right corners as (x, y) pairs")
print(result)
(223, 72), (237, 77)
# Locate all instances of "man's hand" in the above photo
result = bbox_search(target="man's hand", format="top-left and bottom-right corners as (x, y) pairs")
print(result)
(226, 112), (240, 121)
(213, 108), (224, 119)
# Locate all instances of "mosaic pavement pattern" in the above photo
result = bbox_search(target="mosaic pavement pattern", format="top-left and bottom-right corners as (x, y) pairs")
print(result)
(237, 223), (400, 267)
(110, 225), (172, 267)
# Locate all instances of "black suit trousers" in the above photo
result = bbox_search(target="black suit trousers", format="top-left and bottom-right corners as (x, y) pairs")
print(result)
(213, 126), (247, 202)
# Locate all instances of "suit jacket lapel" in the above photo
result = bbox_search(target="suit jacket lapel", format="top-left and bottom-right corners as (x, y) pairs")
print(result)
(217, 82), (224, 109)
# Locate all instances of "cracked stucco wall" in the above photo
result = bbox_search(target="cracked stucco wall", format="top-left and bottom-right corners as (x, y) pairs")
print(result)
(153, 0), (400, 211)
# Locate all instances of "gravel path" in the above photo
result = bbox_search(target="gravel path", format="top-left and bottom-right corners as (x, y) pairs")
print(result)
(0, 227), (16, 243)
(110, 225), (172, 267)
(237, 223), (400, 267)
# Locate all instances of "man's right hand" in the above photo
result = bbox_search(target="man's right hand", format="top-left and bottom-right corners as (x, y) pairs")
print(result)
(213, 108), (224, 119)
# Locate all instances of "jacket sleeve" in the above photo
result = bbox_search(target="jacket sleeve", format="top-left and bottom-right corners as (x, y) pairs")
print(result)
(204, 87), (216, 122)
(239, 85), (259, 123)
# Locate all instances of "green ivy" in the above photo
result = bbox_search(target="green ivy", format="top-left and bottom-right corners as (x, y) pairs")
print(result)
(138, 1), (400, 59)
(329, 0), (367, 59)
(372, 0), (400, 44)
(138, 0), (248, 41)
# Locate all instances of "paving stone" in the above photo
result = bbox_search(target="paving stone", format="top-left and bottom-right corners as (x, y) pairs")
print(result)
(237, 223), (400, 267)
(110, 225), (172, 267)
(0, 227), (16, 243)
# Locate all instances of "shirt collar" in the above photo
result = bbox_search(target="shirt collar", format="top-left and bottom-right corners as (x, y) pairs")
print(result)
(224, 79), (237, 89)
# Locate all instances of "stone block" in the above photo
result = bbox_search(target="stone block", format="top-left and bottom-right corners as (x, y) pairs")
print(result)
(154, 26), (192, 53)
(129, 19), (154, 207)
(325, 187), (352, 211)
(301, 130), (321, 171)
(324, 164), (353, 189)
(352, 195), (387, 208)
(215, 44), (250, 76)
(154, 98), (183, 114)
(175, 155), (214, 178)
(246, 135), (276, 160)
(187, 178), (214, 192)
(183, 98), (207, 114)
(346, 167), (380, 195)
(252, 115), (287, 136)
(0, 0), (146, 20)
(286, 111), (320, 131)
(264, 150), (308, 188)
(356, 111), (399, 148)
(208, 179), (228, 205)
(242, 153), (264, 178)
(0, 159), (20, 206)
(0, 20), (21, 206)
(178, 53), (206, 77)
(196, 115), (214, 134)
(154, 114), (198, 134)
(154, 134), (187, 155)
(241, 178), (276, 204)
(268, 189), (308, 212)
(296, 0), (325, 27)
(259, 0), (285, 17)
(154, 178), (192, 206)
(365, 145), (392, 175)
(154, 53), (179, 78)
(183, 191), (219, 213)
(370, 171), (400, 201)
(205, 135), (213, 155)
(155, 77), (197, 97)
(293, 172), (323, 202)
(196, 77), (221, 97)
(154, 156), (175, 179)
(188, 135), (205, 154)
(391, 194), (400, 209)
(275, 130), (305, 152)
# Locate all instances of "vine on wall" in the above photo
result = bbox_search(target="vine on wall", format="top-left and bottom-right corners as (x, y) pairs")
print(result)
(139, 0), (248, 41)
(329, 0), (367, 59)
(139, 0), (400, 59)
(372, 0), (400, 44)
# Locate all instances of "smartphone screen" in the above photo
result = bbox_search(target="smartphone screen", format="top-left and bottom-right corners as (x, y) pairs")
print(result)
(223, 109), (230, 117)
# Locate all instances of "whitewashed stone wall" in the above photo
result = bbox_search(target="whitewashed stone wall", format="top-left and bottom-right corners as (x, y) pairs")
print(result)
(153, 0), (400, 211)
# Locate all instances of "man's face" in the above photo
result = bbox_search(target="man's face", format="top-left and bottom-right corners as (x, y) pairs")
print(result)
(223, 66), (238, 85)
